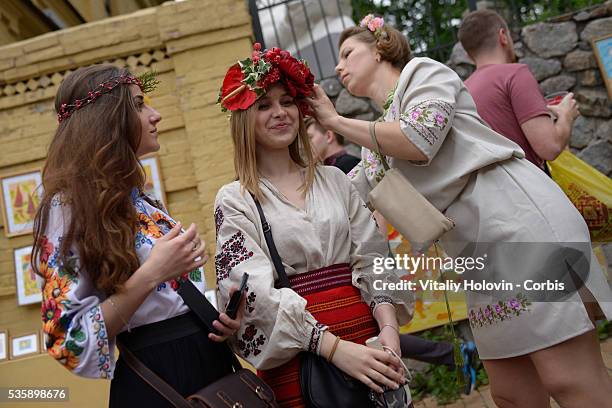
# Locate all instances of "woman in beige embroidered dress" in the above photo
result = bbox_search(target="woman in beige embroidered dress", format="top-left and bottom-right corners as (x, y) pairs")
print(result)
(213, 45), (413, 407)
(308, 14), (612, 408)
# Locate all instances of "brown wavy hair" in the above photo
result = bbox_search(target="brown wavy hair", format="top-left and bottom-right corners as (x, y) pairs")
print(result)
(32, 64), (144, 295)
(339, 24), (412, 69)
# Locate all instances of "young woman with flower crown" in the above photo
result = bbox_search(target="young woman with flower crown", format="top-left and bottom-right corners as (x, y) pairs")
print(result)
(308, 14), (612, 408)
(214, 44), (413, 407)
(32, 64), (243, 407)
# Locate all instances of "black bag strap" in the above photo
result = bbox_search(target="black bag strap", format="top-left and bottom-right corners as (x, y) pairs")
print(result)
(250, 193), (291, 289)
(117, 279), (242, 406)
(177, 279), (243, 371)
(117, 342), (192, 408)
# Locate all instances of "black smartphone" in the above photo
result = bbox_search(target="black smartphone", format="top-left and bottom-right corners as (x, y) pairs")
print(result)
(225, 273), (249, 319)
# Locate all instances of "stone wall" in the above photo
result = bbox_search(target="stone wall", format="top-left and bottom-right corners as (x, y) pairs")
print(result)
(448, 1), (612, 176)
(0, 1), (252, 402)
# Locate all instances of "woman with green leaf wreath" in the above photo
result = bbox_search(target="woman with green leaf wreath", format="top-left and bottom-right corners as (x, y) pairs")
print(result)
(308, 14), (612, 408)
(32, 64), (243, 407)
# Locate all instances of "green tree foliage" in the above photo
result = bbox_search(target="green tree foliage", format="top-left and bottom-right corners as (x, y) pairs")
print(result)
(351, 0), (606, 62)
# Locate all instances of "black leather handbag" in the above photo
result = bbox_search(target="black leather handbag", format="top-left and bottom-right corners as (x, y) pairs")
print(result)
(300, 352), (375, 408)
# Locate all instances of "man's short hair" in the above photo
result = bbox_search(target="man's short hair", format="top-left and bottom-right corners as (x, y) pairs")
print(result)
(458, 9), (509, 58)
(304, 117), (344, 145)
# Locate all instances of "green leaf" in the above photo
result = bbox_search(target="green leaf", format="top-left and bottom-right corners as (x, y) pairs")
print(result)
(65, 340), (84, 355)
(71, 329), (86, 342)
(189, 269), (202, 282)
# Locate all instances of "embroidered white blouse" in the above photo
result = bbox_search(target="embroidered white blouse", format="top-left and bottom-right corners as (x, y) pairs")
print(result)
(348, 57), (524, 209)
(214, 165), (413, 370)
(39, 191), (205, 379)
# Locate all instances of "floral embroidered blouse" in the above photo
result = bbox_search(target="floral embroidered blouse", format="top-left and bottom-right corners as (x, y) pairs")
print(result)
(348, 57), (525, 211)
(214, 166), (413, 370)
(39, 191), (205, 379)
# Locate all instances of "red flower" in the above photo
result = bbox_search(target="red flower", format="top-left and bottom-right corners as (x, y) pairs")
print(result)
(258, 67), (281, 90)
(220, 64), (258, 111)
(39, 236), (54, 266)
(277, 56), (314, 98)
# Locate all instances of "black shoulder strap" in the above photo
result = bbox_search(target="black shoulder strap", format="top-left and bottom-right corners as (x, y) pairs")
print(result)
(177, 279), (242, 371)
(250, 193), (291, 289)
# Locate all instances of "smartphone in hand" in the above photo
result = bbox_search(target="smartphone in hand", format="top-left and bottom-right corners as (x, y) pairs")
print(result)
(225, 273), (249, 319)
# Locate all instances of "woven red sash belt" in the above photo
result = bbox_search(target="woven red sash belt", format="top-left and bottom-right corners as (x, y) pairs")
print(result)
(259, 263), (378, 408)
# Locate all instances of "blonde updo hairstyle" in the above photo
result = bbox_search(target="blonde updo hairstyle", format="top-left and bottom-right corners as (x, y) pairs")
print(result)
(338, 24), (412, 69)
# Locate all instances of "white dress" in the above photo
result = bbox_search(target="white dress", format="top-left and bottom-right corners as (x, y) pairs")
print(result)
(349, 57), (612, 359)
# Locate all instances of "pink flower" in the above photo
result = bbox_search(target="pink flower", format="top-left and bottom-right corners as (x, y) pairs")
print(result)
(507, 299), (521, 310)
(359, 14), (373, 28)
(410, 109), (421, 120)
(368, 17), (384, 32)
(434, 112), (445, 125)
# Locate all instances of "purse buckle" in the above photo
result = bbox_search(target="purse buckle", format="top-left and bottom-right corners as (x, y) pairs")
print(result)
(255, 385), (265, 399)
(232, 403), (243, 408)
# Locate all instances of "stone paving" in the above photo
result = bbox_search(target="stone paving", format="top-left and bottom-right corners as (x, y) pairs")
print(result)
(413, 337), (612, 407)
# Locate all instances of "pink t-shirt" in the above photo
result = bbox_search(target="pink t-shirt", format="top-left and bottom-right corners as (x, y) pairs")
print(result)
(464, 64), (550, 168)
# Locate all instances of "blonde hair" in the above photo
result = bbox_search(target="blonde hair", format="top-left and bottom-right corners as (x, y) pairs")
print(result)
(229, 104), (317, 202)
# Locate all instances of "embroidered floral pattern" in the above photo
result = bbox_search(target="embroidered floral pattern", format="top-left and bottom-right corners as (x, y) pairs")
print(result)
(347, 161), (363, 180)
(41, 237), (88, 372)
(215, 207), (224, 237)
(137, 213), (162, 238)
(134, 230), (153, 249)
(215, 231), (254, 282)
(468, 293), (532, 328)
(399, 99), (452, 146)
(369, 295), (394, 313)
(363, 150), (386, 183)
(151, 211), (175, 234)
(308, 322), (326, 353)
(238, 324), (266, 358)
(89, 307), (112, 378)
(245, 286), (256, 313)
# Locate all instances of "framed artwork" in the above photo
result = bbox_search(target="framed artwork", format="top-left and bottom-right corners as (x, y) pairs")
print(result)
(592, 33), (612, 99)
(205, 289), (218, 310)
(14, 245), (44, 306)
(0, 170), (43, 237)
(10, 332), (39, 359)
(0, 330), (7, 361)
(139, 156), (166, 206)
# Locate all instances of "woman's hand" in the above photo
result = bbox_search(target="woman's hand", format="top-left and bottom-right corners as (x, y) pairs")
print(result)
(209, 286), (246, 342)
(307, 84), (341, 130)
(139, 222), (207, 287)
(378, 325), (401, 357)
(332, 340), (405, 393)
(377, 325), (404, 377)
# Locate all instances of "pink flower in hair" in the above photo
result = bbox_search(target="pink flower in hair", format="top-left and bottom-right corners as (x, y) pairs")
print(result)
(359, 14), (374, 28)
(368, 17), (384, 32)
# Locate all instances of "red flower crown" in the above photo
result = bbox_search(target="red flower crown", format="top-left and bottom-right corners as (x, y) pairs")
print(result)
(57, 71), (158, 123)
(218, 43), (314, 114)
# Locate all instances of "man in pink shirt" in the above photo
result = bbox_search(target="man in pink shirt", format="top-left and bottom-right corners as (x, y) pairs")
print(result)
(458, 9), (579, 170)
